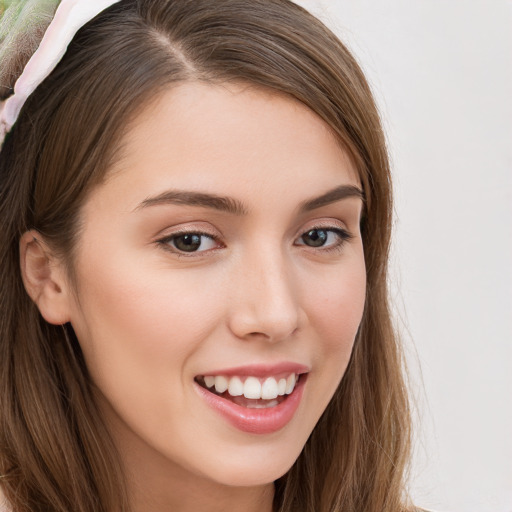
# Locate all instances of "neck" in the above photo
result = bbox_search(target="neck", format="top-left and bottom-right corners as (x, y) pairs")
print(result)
(127, 472), (274, 512)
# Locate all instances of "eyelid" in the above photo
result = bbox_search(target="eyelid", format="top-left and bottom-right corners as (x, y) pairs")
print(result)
(294, 222), (354, 251)
(153, 220), (223, 243)
(296, 218), (352, 237)
(155, 227), (224, 256)
(295, 226), (352, 242)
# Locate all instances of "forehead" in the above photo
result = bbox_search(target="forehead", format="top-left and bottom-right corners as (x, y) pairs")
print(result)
(96, 82), (360, 213)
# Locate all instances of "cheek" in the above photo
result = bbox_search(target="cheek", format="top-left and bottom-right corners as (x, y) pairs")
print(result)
(69, 259), (231, 447)
(292, 254), (366, 441)
(308, 258), (366, 352)
(74, 253), (219, 346)
(69, 248), (229, 406)
(302, 251), (366, 410)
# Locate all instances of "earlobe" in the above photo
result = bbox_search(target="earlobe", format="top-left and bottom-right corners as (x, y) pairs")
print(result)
(20, 230), (72, 325)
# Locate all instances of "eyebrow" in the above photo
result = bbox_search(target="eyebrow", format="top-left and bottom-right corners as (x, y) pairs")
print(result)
(298, 184), (364, 212)
(135, 184), (364, 215)
(135, 190), (248, 215)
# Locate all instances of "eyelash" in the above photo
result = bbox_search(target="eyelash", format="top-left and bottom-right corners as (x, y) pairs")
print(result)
(156, 226), (353, 257)
(157, 230), (222, 256)
(295, 227), (353, 254)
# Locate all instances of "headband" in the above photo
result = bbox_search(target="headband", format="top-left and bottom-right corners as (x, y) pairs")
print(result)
(0, 0), (327, 151)
(0, 0), (122, 149)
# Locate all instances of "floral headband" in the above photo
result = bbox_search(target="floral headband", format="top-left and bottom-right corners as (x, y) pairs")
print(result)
(0, 0), (121, 149)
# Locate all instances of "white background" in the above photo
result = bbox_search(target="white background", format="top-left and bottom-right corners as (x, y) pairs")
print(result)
(297, 1), (512, 511)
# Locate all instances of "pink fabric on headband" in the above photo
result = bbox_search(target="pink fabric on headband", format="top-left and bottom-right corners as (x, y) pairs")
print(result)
(0, 0), (122, 148)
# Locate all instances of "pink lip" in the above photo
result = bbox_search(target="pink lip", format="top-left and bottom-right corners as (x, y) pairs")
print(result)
(199, 362), (310, 378)
(195, 376), (306, 435)
(194, 366), (308, 435)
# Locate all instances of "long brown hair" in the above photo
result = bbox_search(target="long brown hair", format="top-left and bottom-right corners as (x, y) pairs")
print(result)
(0, 1), (412, 511)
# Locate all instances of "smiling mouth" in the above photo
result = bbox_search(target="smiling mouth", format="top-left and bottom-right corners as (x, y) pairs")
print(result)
(195, 373), (301, 409)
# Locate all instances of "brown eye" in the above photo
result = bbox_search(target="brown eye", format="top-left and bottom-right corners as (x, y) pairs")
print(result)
(173, 234), (202, 252)
(301, 229), (328, 247)
(296, 227), (352, 250)
(163, 233), (219, 253)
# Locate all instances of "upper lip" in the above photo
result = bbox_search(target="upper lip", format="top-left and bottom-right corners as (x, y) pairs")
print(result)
(196, 362), (310, 378)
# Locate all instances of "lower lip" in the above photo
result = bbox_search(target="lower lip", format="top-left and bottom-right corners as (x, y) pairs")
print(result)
(195, 376), (307, 435)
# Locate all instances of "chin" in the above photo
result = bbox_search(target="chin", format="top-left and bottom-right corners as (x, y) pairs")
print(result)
(209, 458), (295, 488)
(195, 437), (306, 488)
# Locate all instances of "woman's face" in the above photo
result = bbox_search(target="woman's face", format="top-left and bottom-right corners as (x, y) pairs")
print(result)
(66, 83), (366, 489)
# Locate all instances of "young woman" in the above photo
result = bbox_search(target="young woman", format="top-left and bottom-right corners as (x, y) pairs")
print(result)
(0, 1), (413, 511)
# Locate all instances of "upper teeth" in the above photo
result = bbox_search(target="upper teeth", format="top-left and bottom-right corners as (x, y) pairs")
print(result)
(203, 374), (298, 400)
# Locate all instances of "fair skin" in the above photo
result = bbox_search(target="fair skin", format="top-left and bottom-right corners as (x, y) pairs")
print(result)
(21, 83), (366, 512)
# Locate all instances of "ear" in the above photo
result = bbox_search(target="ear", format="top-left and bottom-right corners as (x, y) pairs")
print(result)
(19, 230), (73, 325)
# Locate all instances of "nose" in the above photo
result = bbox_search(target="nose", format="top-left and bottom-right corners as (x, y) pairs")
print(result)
(227, 248), (302, 343)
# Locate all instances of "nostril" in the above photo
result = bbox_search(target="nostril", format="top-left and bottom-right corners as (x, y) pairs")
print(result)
(241, 324), (298, 343)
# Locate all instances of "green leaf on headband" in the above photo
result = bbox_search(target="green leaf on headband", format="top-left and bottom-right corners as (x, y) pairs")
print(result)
(1, 1), (59, 36)
(0, 0), (60, 93)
